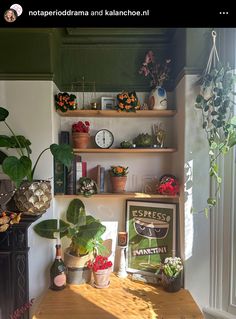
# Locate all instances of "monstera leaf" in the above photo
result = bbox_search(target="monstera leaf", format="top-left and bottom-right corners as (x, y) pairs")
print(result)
(50, 143), (74, 168)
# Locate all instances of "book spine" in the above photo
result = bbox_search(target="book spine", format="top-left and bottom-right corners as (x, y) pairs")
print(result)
(54, 158), (66, 195)
(75, 155), (82, 194)
(100, 167), (105, 193)
(96, 165), (101, 193)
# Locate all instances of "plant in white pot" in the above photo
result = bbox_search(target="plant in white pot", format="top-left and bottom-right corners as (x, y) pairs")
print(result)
(0, 106), (74, 214)
(34, 198), (107, 284)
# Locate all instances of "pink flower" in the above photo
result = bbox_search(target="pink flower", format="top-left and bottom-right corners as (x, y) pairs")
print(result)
(87, 255), (113, 272)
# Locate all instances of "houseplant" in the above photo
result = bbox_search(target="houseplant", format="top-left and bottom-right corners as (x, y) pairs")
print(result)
(87, 255), (113, 288)
(109, 165), (128, 193)
(116, 91), (140, 112)
(139, 50), (171, 110)
(72, 120), (90, 149)
(0, 106), (74, 214)
(55, 92), (77, 112)
(161, 256), (183, 292)
(195, 65), (236, 213)
(34, 198), (106, 284)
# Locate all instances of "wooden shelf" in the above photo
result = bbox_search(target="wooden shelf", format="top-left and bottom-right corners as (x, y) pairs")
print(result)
(73, 148), (176, 153)
(55, 193), (179, 202)
(58, 109), (176, 118)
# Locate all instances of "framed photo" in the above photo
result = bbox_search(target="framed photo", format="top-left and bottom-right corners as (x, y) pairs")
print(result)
(125, 200), (176, 277)
(101, 97), (116, 110)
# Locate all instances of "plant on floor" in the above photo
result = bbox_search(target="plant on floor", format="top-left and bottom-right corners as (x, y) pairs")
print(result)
(34, 198), (106, 257)
(195, 65), (236, 213)
(0, 107), (74, 188)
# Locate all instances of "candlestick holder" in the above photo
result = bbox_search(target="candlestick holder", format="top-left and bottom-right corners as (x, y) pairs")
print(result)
(117, 246), (128, 278)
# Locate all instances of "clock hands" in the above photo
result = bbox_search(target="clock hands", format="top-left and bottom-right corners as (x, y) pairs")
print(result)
(103, 131), (105, 145)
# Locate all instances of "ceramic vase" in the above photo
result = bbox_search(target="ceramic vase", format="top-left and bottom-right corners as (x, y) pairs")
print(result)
(72, 132), (90, 149)
(161, 272), (182, 292)
(148, 86), (167, 110)
(110, 176), (127, 193)
(93, 267), (112, 288)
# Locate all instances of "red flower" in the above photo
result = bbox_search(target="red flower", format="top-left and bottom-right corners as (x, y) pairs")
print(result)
(72, 121), (90, 133)
(157, 175), (179, 196)
(87, 255), (113, 272)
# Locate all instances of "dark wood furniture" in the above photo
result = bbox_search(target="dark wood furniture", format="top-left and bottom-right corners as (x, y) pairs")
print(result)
(0, 214), (40, 319)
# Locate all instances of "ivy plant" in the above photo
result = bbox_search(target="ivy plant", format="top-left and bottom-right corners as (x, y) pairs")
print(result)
(195, 64), (236, 214)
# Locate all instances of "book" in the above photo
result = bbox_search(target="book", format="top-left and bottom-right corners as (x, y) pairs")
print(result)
(100, 167), (105, 193)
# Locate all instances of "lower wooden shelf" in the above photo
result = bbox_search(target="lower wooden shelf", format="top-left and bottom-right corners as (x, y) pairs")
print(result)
(55, 193), (179, 202)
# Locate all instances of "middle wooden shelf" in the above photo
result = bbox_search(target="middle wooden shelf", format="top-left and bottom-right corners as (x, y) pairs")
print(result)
(73, 148), (176, 153)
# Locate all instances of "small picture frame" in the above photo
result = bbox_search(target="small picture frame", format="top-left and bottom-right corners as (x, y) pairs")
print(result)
(125, 200), (177, 278)
(101, 97), (116, 110)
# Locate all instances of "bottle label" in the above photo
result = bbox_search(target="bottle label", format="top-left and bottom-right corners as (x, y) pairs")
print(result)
(54, 273), (66, 287)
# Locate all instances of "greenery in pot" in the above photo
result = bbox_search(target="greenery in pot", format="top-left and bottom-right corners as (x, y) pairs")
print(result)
(0, 107), (74, 188)
(195, 65), (236, 213)
(34, 198), (106, 257)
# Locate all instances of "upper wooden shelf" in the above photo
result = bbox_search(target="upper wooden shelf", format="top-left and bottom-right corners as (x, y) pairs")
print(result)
(73, 148), (176, 153)
(57, 110), (176, 118)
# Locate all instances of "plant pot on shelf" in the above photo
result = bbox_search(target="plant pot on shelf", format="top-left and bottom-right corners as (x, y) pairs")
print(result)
(93, 267), (112, 288)
(72, 132), (90, 149)
(110, 176), (127, 193)
(13, 180), (52, 215)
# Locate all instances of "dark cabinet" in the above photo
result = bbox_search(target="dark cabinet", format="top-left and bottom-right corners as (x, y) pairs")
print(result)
(0, 215), (40, 319)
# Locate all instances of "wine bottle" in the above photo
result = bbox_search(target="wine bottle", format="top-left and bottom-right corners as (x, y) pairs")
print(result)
(50, 244), (67, 290)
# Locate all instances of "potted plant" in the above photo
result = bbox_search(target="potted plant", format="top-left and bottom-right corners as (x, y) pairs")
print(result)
(116, 91), (140, 112)
(72, 120), (90, 149)
(109, 165), (128, 193)
(87, 255), (113, 288)
(195, 64), (236, 213)
(34, 198), (107, 284)
(139, 50), (171, 110)
(55, 92), (77, 112)
(161, 256), (183, 292)
(0, 107), (74, 214)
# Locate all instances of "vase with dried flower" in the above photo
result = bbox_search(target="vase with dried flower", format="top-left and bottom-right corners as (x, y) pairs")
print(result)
(72, 121), (90, 149)
(109, 166), (128, 193)
(139, 50), (171, 110)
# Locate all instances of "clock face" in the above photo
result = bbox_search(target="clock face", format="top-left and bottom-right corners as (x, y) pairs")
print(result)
(95, 129), (114, 149)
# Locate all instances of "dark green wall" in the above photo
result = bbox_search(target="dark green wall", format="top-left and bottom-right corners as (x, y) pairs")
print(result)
(0, 28), (234, 91)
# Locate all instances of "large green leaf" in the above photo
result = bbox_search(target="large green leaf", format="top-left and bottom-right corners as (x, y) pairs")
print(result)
(2, 156), (32, 187)
(0, 107), (9, 121)
(0, 136), (14, 147)
(75, 221), (106, 252)
(0, 135), (31, 151)
(66, 198), (85, 225)
(34, 219), (70, 239)
(50, 143), (74, 168)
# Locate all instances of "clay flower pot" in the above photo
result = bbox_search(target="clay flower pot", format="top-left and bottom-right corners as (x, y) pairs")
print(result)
(161, 272), (182, 292)
(72, 132), (90, 149)
(110, 176), (127, 193)
(93, 267), (112, 288)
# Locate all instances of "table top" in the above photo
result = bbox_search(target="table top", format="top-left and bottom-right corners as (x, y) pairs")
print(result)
(32, 274), (203, 319)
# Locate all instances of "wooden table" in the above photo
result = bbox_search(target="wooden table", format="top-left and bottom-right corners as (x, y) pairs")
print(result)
(32, 274), (203, 319)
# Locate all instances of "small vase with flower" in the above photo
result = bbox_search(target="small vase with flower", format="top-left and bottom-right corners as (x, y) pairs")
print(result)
(87, 255), (113, 288)
(139, 50), (171, 110)
(161, 257), (183, 292)
(109, 166), (128, 193)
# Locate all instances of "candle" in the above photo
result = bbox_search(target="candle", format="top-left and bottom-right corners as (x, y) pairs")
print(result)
(118, 232), (128, 246)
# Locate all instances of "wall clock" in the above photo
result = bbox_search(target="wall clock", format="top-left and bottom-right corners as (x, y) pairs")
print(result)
(95, 129), (114, 149)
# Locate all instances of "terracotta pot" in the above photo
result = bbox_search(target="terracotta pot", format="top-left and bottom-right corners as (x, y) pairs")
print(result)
(110, 176), (127, 193)
(72, 132), (90, 149)
(93, 267), (112, 288)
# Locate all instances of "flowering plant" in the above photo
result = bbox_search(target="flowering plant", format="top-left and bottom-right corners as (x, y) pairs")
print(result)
(55, 92), (77, 112)
(139, 50), (171, 88)
(116, 91), (140, 112)
(157, 174), (179, 196)
(72, 120), (90, 133)
(0, 211), (21, 232)
(87, 255), (113, 272)
(162, 257), (183, 278)
(110, 166), (128, 176)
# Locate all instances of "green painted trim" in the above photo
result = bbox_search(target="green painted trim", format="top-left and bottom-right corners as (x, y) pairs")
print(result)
(175, 67), (202, 86)
(0, 73), (54, 80)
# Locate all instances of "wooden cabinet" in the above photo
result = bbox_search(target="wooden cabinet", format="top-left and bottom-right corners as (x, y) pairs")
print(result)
(0, 215), (40, 319)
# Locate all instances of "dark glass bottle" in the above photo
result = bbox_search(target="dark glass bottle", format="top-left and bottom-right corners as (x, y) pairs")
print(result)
(50, 244), (67, 290)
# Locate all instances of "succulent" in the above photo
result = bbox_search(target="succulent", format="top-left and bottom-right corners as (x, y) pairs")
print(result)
(133, 133), (153, 147)
(120, 140), (133, 149)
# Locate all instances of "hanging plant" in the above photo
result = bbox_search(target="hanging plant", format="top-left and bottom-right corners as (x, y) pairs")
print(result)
(195, 31), (236, 214)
